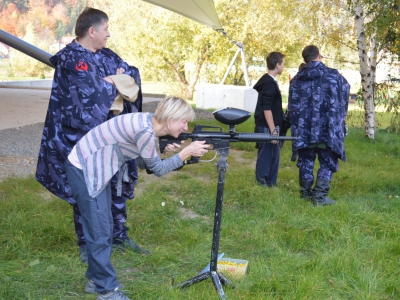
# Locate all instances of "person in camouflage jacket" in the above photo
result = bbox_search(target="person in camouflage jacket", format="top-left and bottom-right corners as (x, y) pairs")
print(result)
(35, 8), (149, 269)
(288, 45), (350, 206)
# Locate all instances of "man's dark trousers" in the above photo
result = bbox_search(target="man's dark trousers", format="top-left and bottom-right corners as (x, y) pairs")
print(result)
(256, 126), (280, 186)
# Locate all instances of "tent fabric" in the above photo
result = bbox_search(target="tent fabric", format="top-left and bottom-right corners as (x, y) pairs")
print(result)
(142, 0), (223, 30)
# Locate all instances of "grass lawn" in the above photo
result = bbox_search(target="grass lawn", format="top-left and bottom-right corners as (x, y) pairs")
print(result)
(1, 113), (400, 299)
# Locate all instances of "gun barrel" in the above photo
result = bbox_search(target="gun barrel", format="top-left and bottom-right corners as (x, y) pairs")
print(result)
(159, 131), (296, 154)
(237, 132), (295, 142)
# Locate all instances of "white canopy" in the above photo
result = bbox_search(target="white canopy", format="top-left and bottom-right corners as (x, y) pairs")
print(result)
(142, 0), (223, 30)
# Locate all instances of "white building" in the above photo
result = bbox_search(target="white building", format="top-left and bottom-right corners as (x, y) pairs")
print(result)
(49, 36), (74, 54)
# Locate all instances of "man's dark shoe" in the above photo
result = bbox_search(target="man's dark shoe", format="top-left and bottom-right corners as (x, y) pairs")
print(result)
(312, 178), (336, 206)
(256, 179), (266, 186)
(79, 245), (88, 263)
(300, 180), (313, 201)
(317, 197), (336, 206)
(113, 238), (151, 255)
(256, 179), (276, 188)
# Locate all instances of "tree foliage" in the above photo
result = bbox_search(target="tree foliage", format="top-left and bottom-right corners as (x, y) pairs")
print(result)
(0, 3), (22, 36)
(1, 0), (399, 129)
(2, 0), (90, 77)
(310, 0), (400, 138)
(0, 0), (90, 40)
(9, 23), (52, 76)
(97, 0), (323, 98)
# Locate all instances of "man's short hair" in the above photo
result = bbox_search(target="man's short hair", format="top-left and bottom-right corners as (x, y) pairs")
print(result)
(266, 52), (285, 70)
(302, 45), (319, 63)
(75, 7), (109, 38)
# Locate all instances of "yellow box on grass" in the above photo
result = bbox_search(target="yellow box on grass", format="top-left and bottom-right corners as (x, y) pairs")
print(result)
(217, 258), (249, 278)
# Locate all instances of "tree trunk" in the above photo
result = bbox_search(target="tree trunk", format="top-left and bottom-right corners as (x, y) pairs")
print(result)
(369, 33), (377, 91)
(164, 44), (209, 100)
(163, 57), (189, 96)
(369, 33), (377, 111)
(354, 1), (375, 139)
(186, 44), (209, 100)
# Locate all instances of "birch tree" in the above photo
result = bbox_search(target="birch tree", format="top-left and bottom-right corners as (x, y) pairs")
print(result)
(303, 0), (376, 138)
(348, 0), (399, 138)
(324, 0), (397, 138)
(353, 0), (376, 138)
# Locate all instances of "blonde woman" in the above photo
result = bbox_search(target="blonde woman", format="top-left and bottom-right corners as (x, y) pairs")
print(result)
(65, 96), (209, 300)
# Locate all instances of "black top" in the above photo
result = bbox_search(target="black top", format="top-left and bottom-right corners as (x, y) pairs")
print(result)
(253, 73), (283, 128)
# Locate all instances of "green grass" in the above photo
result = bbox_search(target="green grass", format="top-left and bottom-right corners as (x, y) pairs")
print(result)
(1, 115), (400, 299)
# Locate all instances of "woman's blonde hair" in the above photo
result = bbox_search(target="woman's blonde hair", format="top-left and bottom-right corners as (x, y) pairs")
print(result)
(153, 96), (196, 123)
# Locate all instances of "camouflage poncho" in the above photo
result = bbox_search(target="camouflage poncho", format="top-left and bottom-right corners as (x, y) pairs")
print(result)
(35, 40), (142, 204)
(288, 61), (350, 162)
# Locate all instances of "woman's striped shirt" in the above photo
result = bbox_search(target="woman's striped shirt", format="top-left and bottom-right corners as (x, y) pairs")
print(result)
(68, 112), (183, 198)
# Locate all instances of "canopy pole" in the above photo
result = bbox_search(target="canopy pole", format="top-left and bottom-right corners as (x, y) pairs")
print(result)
(217, 30), (250, 86)
(220, 48), (240, 85)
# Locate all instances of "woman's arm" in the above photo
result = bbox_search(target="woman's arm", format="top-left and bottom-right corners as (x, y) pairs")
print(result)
(138, 141), (210, 176)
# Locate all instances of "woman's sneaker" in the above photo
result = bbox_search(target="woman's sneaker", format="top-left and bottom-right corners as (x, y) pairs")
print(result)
(96, 288), (131, 300)
(85, 279), (96, 293)
(85, 279), (124, 294)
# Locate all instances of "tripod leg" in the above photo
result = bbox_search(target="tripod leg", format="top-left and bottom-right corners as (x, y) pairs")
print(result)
(218, 272), (236, 289)
(174, 155), (234, 299)
(210, 156), (227, 272)
(175, 271), (211, 289)
(211, 271), (227, 300)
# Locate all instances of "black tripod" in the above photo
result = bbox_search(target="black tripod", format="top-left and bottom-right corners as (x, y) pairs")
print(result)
(166, 107), (295, 299)
(173, 147), (235, 299)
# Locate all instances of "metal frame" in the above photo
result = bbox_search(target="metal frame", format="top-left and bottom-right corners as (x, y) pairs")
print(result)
(220, 42), (250, 87)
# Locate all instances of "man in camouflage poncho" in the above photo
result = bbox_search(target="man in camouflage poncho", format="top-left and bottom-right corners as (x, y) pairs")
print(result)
(288, 45), (350, 206)
(35, 8), (149, 267)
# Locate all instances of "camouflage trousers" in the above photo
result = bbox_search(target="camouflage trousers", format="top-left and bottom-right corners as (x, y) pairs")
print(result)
(72, 175), (135, 247)
(297, 147), (339, 182)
